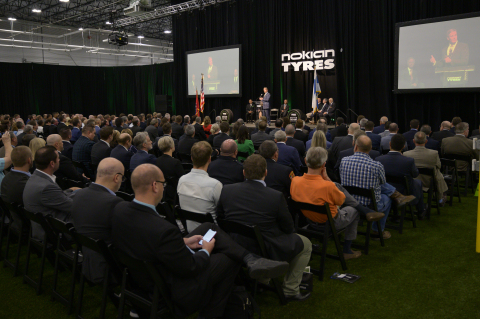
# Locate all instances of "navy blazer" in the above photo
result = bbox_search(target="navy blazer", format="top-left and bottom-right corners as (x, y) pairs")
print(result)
(277, 142), (302, 175)
(403, 129), (418, 150)
(62, 141), (73, 159)
(207, 156), (244, 185)
(375, 152), (419, 194)
(129, 150), (157, 171)
(372, 124), (385, 134)
(424, 137), (440, 151)
(366, 131), (382, 151)
(110, 145), (134, 171)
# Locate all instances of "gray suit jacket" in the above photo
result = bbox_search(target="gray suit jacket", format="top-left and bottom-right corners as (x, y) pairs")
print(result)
(403, 146), (448, 194)
(251, 131), (274, 147)
(23, 170), (75, 240)
(441, 135), (479, 171)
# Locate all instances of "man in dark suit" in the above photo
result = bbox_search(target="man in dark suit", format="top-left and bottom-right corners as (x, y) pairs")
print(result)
(113, 117), (124, 133)
(49, 118), (59, 136)
(207, 139), (244, 185)
(322, 98), (336, 123)
(17, 124), (34, 146)
(70, 118), (82, 143)
(441, 122), (479, 171)
(206, 56), (218, 80)
(259, 87), (271, 124)
(130, 119), (144, 137)
(430, 29), (469, 67)
(259, 140), (294, 199)
(90, 126), (114, 166)
(403, 119), (420, 150)
(280, 99), (289, 118)
(330, 117), (348, 141)
(328, 123), (359, 170)
(246, 99), (255, 123)
(432, 121), (454, 143)
(251, 121), (274, 147)
(72, 158), (124, 283)
(217, 155), (312, 302)
(23, 146), (79, 240)
(60, 128), (73, 160)
(194, 117), (207, 141)
(72, 126), (96, 177)
(145, 119), (159, 142)
(213, 122), (233, 149)
(365, 121), (382, 151)
(376, 134), (425, 217)
(373, 116), (388, 135)
(293, 121), (308, 144)
(419, 125), (440, 151)
(178, 125), (199, 157)
(274, 130), (302, 175)
(57, 115), (67, 132)
(154, 123), (178, 155)
(111, 164), (289, 318)
(111, 133), (134, 172)
(285, 124), (306, 159)
(171, 115), (184, 139)
(47, 134), (90, 184)
(130, 132), (156, 171)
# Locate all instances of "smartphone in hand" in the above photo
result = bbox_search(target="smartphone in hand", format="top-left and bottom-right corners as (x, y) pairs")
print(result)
(199, 229), (217, 245)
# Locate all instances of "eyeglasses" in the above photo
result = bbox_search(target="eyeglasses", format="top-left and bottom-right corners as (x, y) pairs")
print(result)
(155, 180), (167, 187)
(116, 173), (127, 182)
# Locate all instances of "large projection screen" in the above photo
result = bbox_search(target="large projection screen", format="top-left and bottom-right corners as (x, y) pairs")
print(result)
(186, 45), (241, 97)
(395, 12), (480, 93)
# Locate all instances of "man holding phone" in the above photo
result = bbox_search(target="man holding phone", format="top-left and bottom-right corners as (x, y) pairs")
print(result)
(111, 164), (289, 318)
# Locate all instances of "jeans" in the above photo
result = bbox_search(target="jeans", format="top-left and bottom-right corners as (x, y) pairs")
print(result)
(370, 183), (395, 232)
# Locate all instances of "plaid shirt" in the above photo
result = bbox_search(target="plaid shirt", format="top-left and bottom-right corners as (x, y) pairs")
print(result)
(339, 152), (386, 206)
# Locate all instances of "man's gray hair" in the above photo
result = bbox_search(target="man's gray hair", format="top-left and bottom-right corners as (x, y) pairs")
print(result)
(24, 125), (34, 134)
(133, 132), (148, 148)
(259, 140), (278, 159)
(285, 124), (295, 135)
(274, 130), (287, 142)
(16, 122), (25, 129)
(184, 115), (190, 122)
(441, 121), (451, 129)
(195, 116), (202, 124)
(359, 118), (368, 128)
(185, 124), (195, 136)
(455, 122), (469, 134)
(150, 119), (158, 125)
(210, 123), (220, 134)
(348, 123), (360, 134)
(380, 116), (388, 124)
(353, 130), (367, 143)
(215, 116), (221, 123)
(165, 113), (170, 120)
(158, 136), (174, 152)
(414, 131), (427, 144)
(237, 118), (244, 125)
(306, 147), (328, 169)
(420, 125), (431, 135)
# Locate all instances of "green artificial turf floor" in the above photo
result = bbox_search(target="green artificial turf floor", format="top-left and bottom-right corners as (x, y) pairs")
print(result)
(0, 191), (479, 319)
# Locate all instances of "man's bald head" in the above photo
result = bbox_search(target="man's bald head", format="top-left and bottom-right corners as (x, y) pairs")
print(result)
(97, 157), (124, 179)
(388, 123), (398, 133)
(355, 135), (372, 153)
(220, 139), (238, 157)
(131, 164), (164, 198)
(441, 121), (451, 130)
(46, 134), (62, 145)
(118, 133), (132, 146)
(348, 123), (360, 134)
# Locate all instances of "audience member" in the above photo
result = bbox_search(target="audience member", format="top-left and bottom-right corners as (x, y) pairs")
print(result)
(330, 117), (348, 141)
(203, 116), (212, 138)
(207, 123), (220, 147)
(155, 136), (185, 203)
(217, 154), (312, 301)
(365, 121), (381, 151)
(251, 121), (274, 147)
(207, 139), (244, 185)
(379, 121), (392, 138)
(71, 118), (82, 143)
(235, 125), (254, 161)
(403, 119), (420, 150)
(72, 126), (96, 177)
(274, 130), (302, 175)
(145, 119), (159, 142)
(306, 130), (328, 152)
(432, 121), (454, 143)
(47, 134), (89, 184)
(60, 128), (73, 159)
(130, 119), (143, 137)
(335, 131), (381, 176)
(269, 119), (284, 137)
(213, 122), (233, 149)
(419, 125), (440, 151)
(308, 122), (332, 142)
(130, 132), (156, 171)
(29, 137), (46, 160)
(293, 120), (308, 143)
(110, 133), (134, 172)
(451, 117), (462, 134)
(441, 122), (479, 171)
(194, 116), (207, 141)
(0, 132), (17, 158)
(380, 123), (407, 152)
(91, 126), (114, 166)
(328, 123), (360, 173)
(177, 125), (199, 157)
(259, 140), (294, 198)
(285, 124), (306, 159)
(373, 116), (388, 134)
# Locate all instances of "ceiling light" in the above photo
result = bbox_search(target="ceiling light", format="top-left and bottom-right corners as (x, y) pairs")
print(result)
(8, 17), (16, 21)
(106, 21), (112, 25)
(79, 27), (84, 31)
(137, 35), (144, 39)
(32, 9), (41, 13)
(164, 30), (171, 34)
(59, 0), (69, 2)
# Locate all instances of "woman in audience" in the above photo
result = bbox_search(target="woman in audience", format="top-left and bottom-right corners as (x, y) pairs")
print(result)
(230, 121), (242, 139)
(155, 136), (185, 204)
(306, 130), (327, 151)
(235, 125), (254, 162)
(203, 116), (212, 138)
(207, 123), (220, 146)
(29, 137), (46, 160)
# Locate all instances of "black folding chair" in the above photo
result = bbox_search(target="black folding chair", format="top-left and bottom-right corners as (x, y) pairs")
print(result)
(218, 219), (287, 305)
(175, 206), (215, 235)
(111, 246), (176, 319)
(47, 217), (82, 314)
(417, 167), (441, 219)
(441, 158), (461, 206)
(156, 202), (179, 228)
(237, 151), (250, 163)
(442, 153), (474, 196)
(385, 175), (417, 232)
(289, 199), (346, 281)
(3, 202), (30, 276)
(116, 191), (135, 202)
(342, 186), (385, 253)
(56, 177), (86, 190)
(72, 160), (92, 179)
(72, 233), (121, 319)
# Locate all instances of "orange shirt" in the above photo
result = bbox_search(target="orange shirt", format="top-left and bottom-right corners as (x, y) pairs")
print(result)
(290, 174), (346, 223)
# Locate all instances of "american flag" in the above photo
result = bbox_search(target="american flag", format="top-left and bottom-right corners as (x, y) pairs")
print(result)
(200, 74), (205, 113)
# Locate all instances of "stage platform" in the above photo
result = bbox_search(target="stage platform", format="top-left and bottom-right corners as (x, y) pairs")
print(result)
(244, 122), (335, 129)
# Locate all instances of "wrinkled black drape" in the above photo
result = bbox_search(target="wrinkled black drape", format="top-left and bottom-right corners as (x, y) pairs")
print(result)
(0, 62), (174, 117)
(173, 0), (480, 130)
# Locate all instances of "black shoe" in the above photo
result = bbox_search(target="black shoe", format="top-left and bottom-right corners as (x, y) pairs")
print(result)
(244, 255), (289, 280)
(285, 292), (311, 302)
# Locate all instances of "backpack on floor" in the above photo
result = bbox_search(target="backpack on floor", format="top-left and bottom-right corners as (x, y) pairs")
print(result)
(222, 286), (261, 319)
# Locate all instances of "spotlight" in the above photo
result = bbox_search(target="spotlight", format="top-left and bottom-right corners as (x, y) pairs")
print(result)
(138, 35), (144, 39)
(106, 21), (112, 25)
(164, 30), (171, 34)
(8, 17), (16, 21)
(79, 27), (84, 31)
(32, 9), (41, 13)
(59, 0), (69, 2)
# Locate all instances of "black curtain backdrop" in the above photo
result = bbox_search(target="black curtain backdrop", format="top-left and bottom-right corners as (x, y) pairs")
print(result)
(0, 62), (174, 117)
(1, 0), (479, 131)
(173, 0), (480, 131)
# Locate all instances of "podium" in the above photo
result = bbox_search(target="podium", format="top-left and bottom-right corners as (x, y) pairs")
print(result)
(435, 65), (475, 87)
(254, 101), (263, 120)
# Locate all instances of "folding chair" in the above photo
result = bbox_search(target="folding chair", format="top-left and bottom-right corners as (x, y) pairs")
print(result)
(218, 219), (287, 305)
(385, 175), (417, 233)
(175, 206), (215, 235)
(236, 151), (250, 163)
(111, 246), (176, 319)
(417, 167), (440, 219)
(72, 160), (93, 179)
(342, 186), (385, 253)
(289, 199), (346, 281)
(270, 109), (279, 121)
(442, 153), (474, 196)
(3, 202), (30, 276)
(441, 158), (461, 206)
(47, 217), (82, 314)
(116, 191), (135, 202)
(56, 177), (86, 190)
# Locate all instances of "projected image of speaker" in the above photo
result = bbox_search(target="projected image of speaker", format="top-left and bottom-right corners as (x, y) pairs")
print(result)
(155, 95), (168, 113)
